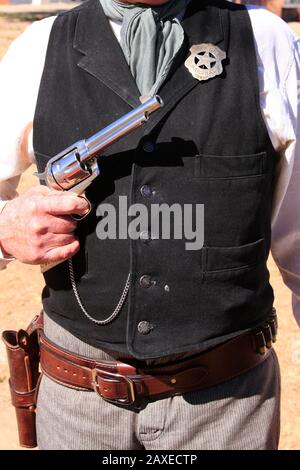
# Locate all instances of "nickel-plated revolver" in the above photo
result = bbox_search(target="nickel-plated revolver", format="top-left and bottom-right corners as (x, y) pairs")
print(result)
(36, 95), (163, 272)
(36, 95), (163, 196)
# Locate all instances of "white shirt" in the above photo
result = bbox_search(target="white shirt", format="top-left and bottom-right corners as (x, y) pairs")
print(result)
(0, 6), (300, 325)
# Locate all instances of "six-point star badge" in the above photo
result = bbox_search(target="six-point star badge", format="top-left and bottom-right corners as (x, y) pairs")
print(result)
(185, 43), (226, 81)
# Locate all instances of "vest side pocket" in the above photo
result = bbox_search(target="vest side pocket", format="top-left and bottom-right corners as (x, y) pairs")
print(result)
(203, 238), (266, 275)
(194, 152), (267, 179)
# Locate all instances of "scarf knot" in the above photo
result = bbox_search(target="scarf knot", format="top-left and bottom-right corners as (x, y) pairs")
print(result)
(100, 0), (191, 96)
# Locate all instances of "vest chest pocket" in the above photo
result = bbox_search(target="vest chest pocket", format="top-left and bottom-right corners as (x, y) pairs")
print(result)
(194, 152), (267, 179)
(202, 238), (266, 277)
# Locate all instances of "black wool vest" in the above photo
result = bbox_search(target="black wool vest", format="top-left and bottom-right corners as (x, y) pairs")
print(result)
(34, 0), (277, 359)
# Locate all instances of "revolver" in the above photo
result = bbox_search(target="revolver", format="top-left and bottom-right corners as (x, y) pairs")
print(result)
(35, 95), (163, 272)
(36, 95), (163, 196)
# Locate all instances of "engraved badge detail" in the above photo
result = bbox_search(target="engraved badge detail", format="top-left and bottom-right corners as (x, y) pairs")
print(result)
(185, 44), (226, 81)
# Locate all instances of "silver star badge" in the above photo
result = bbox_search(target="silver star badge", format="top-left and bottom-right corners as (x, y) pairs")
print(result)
(185, 44), (226, 81)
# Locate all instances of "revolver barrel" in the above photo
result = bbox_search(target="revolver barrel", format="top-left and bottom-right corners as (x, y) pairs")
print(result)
(85, 95), (163, 157)
(38, 95), (163, 193)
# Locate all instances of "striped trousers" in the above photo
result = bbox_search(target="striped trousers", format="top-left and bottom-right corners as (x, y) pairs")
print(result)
(36, 313), (281, 450)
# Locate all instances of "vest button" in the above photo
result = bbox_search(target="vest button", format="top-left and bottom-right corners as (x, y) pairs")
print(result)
(139, 275), (155, 288)
(140, 185), (153, 198)
(137, 321), (153, 335)
(142, 140), (156, 153)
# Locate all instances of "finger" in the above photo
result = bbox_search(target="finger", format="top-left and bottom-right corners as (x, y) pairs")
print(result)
(77, 195), (91, 216)
(42, 195), (90, 216)
(74, 195), (92, 218)
(71, 201), (92, 221)
(49, 215), (78, 234)
(44, 233), (77, 249)
(43, 240), (80, 263)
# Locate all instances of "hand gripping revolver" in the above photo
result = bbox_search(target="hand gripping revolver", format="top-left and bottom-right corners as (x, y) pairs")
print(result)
(35, 95), (163, 272)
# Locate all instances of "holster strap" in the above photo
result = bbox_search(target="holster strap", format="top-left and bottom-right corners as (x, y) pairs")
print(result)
(9, 380), (39, 410)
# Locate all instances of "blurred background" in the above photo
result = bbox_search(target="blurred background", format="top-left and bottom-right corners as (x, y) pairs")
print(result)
(0, 0), (299, 451)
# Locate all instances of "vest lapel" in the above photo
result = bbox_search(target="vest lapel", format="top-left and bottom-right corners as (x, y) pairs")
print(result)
(73, 0), (141, 109)
(73, 0), (229, 125)
(145, 0), (230, 134)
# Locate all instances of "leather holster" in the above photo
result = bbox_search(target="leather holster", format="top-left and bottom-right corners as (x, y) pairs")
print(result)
(2, 314), (42, 448)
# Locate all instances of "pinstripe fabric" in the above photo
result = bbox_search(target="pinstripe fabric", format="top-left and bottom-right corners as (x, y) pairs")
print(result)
(36, 313), (280, 450)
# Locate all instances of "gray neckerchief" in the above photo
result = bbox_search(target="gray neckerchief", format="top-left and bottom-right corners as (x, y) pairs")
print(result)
(100, 0), (191, 97)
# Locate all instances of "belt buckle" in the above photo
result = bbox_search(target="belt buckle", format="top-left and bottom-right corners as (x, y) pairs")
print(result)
(91, 368), (136, 406)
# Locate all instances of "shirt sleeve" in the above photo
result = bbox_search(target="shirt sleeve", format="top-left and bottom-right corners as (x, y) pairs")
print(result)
(247, 6), (300, 325)
(0, 16), (56, 269)
(270, 37), (300, 327)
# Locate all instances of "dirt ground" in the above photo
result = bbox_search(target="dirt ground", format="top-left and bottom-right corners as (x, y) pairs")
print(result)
(0, 15), (299, 451)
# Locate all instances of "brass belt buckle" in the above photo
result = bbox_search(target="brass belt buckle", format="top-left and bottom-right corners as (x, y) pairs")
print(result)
(91, 368), (136, 406)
